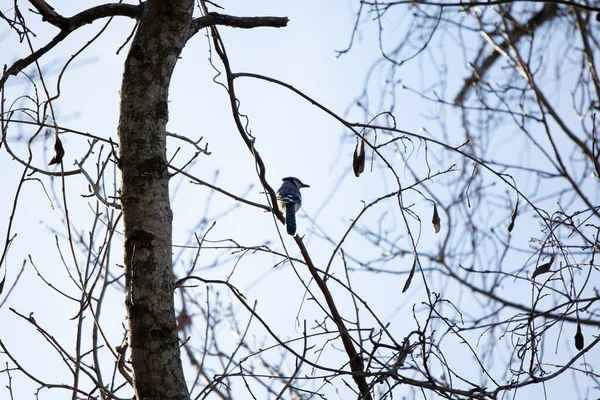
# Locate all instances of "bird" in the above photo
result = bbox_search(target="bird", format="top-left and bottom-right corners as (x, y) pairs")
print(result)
(276, 177), (310, 236)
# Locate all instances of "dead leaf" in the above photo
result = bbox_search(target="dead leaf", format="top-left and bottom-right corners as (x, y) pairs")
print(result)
(432, 202), (441, 233)
(508, 198), (518, 232)
(531, 255), (555, 279)
(574, 323), (584, 350)
(402, 258), (417, 293)
(352, 139), (365, 177)
(48, 136), (65, 165)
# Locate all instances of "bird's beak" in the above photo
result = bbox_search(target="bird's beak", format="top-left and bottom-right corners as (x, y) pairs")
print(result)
(301, 183), (310, 188)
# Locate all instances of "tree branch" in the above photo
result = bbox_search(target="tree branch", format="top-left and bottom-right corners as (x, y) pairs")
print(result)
(28, 0), (139, 29)
(454, 3), (558, 105)
(1, 2), (140, 87)
(188, 12), (288, 39)
(361, 0), (599, 13)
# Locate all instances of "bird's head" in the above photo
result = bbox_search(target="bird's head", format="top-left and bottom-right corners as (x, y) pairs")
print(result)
(282, 177), (310, 189)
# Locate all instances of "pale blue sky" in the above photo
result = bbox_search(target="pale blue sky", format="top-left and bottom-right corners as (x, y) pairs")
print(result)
(1, 1), (597, 399)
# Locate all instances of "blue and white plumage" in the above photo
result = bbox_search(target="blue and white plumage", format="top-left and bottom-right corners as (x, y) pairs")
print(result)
(277, 177), (309, 236)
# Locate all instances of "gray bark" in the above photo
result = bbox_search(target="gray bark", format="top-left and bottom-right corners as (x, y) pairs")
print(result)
(117, 0), (193, 398)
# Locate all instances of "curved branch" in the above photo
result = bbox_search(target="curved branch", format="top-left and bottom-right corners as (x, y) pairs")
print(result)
(1, 2), (140, 87)
(206, 17), (373, 398)
(29, 1), (139, 28)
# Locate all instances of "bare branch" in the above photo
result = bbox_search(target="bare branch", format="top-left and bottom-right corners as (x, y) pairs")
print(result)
(189, 12), (289, 39)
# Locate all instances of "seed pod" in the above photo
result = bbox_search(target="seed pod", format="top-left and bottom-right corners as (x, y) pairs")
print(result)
(48, 136), (65, 165)
(402, 258), (417, 293)
(531, 255), (555, 279)
(432, 202), (441, 233)
(508, 198), (518, 232)
(353, 139), (365, 177)
(574, 323), (584, 350)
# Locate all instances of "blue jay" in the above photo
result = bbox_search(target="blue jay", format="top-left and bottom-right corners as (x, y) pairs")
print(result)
(277, 177), (309, 236)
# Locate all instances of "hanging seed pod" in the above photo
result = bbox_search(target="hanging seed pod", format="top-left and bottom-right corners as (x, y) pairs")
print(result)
(574, 323), (584, 350)
(402, 258), (417, 293)
(508, 198), (518, 232)
(352, 138), (365, 177)
(531, 255), (555, 279)
(48, 135), (65, 165)
(432, 202), (441, 233)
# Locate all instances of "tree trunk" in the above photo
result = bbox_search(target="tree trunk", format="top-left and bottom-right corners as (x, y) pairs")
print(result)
(117, 0), (193, 398)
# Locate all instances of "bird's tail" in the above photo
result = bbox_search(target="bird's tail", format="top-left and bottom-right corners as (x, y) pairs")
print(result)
(286, 205), (296, 236)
